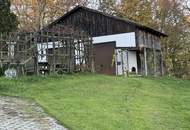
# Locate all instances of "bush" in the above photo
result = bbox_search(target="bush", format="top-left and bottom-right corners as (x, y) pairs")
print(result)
(0, 67), (5, 76)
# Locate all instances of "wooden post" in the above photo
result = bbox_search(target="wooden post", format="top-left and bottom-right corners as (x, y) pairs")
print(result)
(34, 33), (39, 75)
(144, 48), (148, 76)
(15, 33), (19, 75)
(23, 33), (27, 75)
(0, 33), (2, 68)
(69, 36), (74, 73)
(90, 37), (95, 73)
(65, 40), (68, 73)
(8, 33), (11, 65)
(53, 33), (56, 73)
(115, 49), (118, 76)
(161, 50), (164, 76)
(121, 49), (124, 75)
(36, 34), (39, 75)
(126, 49), (129, 77)
(152, 37), (157, 77)
(77, 34), (81, 72)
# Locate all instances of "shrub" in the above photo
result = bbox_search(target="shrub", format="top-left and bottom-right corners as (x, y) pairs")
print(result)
(0, 67), (5, 76)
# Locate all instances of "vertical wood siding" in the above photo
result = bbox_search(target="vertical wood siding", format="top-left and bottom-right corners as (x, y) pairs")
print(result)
(56, 9), (135, 37)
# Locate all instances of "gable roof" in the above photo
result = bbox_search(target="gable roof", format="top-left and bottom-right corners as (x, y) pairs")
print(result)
(45, 6), (167, 37)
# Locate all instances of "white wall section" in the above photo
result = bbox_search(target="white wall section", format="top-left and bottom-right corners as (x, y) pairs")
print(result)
(93, 32), (136, 47)
(37, 42), (60, 62)
(128, 51), (138, 73)
(115, 49), (138, 75)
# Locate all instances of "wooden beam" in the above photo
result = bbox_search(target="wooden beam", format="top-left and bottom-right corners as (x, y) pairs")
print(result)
(144, 48), (148, 76)
(161, 51), (164, 76)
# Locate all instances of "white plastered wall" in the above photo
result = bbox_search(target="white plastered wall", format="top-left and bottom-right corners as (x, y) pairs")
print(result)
(128, 51), (138, 73)
(93, 32), (136, 47)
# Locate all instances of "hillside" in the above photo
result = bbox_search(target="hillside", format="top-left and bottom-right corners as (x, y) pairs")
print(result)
(0, 74), (190, 130)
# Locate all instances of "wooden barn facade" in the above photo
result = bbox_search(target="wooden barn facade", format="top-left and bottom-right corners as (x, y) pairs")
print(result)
(44, 6), (167, 76)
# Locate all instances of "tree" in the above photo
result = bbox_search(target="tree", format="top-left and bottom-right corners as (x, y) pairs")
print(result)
(117, 0), (190, 78)
(155, 0), (190, 77)
(118, 0), (157, 27)
(0, 0), (18, 33)
(98, 0), (118, 15)
(11, 0), (89, 31)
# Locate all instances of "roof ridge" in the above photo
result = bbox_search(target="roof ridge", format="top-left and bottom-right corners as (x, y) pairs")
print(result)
(77, 6), (167, 36)
(43, 5), (167, 37)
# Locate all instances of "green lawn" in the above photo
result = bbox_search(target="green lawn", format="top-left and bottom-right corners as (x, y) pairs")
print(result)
(0, 74), (190, 130)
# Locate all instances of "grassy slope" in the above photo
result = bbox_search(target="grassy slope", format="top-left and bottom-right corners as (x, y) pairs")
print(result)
(0, 74), (190, 130)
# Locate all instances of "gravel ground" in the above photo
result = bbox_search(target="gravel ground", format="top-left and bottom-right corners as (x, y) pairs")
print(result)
(0, 96), (67, 130)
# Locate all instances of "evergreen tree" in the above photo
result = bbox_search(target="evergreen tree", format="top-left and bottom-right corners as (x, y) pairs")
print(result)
(0, 0), (18, 33)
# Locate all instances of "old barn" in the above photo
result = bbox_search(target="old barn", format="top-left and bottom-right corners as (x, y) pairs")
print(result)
(0, 6), (167, 76)
(44, 6), (167, 76)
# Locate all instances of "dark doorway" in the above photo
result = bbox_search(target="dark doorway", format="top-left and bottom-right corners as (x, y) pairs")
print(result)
(94, 42), (116, 75)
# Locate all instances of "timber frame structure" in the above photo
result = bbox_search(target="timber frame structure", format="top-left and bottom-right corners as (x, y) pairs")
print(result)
(43, 6), (167, 76)
(0, 6), (167, 76)
(0, 25), (94, 75)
